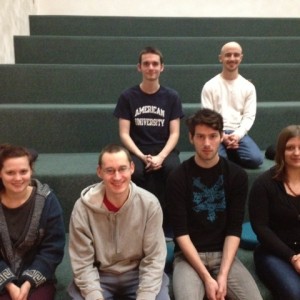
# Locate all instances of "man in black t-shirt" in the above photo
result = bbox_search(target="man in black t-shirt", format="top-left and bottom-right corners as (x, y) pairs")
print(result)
(166, 108), (262, 300)
(114, 47), (184, 218)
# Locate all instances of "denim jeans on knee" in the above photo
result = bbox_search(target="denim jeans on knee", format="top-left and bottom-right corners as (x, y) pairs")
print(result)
(254, 246), (300, 300)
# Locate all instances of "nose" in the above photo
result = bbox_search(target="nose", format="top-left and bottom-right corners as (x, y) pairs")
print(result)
(113, 170), (122, 179)
(14, 173), (22, 180)
(204, 137), (210, 146)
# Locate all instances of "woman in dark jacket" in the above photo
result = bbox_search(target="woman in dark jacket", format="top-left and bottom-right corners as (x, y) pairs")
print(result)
(249, 125), (300, 300)
(0, 144), (65, 300)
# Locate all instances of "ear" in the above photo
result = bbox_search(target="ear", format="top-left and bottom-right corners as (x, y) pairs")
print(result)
(160, 63), (165, 72)
(130, 161), (135, 174)
(96, 165), (103, 180)
(218, 54), (223, 63)
(220, 132), (224, 143)
(189, 132), (194, 145)
(137, 63), (142, 72)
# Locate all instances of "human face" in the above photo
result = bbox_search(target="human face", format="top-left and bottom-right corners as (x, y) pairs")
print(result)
(284, 137), (300, 170)
(97, 151), (134, 198)
(189, 124), (223, 168)
(219, 42), (243, 73)
(0, 156), (32, 195)
(137, 53), (164, 82)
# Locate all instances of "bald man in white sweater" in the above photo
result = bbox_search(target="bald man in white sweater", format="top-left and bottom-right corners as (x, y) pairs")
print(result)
(201, 41), (263, 169)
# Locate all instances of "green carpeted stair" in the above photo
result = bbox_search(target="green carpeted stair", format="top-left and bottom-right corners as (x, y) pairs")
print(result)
(2, 15), (300, 299)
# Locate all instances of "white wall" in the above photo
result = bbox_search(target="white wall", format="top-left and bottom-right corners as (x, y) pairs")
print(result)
(36, 0), (300, 17)
(0, 0), (36, 63)
(1, 0), (300, 63)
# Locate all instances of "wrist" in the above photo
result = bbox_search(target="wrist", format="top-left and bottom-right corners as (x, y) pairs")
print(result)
(290, 255), (298, 264)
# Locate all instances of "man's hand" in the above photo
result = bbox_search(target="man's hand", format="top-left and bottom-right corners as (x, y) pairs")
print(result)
(223, 133), (239, 149)
(145, 154), (163, 171)
(216, 274), (227, 300)
(291, 254), (300, 273)
(204, 277), (222, 300)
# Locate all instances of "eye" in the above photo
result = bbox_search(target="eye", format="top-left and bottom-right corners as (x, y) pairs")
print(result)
(119, 166), (130, 174)
(104, 168), (114, 175)
(286, 145), (294, 151)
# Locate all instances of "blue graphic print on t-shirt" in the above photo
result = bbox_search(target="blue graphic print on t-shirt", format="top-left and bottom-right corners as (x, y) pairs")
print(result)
(192, 176), (226, 222)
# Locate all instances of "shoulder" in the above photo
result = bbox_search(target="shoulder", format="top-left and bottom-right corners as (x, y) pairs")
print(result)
(32, 179), (61, 209)
(221, 158), (247, 181)
(131, 182), (162, 211)
(203, 74), (221, 86)
(119, 85), (140, 98)
(132, 182), (159, 202)
(252, 167), (276, 188)
(159, 86), (180, 99)
(32, 178), (51, 197)
(168, 157), (193, 181)
(237, 74), (255, 88)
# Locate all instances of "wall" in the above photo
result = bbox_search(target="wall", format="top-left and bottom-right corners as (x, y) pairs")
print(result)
(35, 0), (300, 17)
(1, 0), (300, 63)
(0, 0), (36, 63)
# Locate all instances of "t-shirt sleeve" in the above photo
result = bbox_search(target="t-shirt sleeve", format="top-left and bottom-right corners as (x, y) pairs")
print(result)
(113, 93), (131, 120)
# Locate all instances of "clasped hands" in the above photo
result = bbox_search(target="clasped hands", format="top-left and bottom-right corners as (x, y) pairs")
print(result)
(6, 281), (31, 300)
(291, 254), (300, 273)
(143, 154), (164, 172)
(223, 133), (240, 149)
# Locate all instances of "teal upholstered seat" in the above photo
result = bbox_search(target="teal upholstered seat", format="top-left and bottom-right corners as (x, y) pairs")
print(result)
(240, 222), (259, 250)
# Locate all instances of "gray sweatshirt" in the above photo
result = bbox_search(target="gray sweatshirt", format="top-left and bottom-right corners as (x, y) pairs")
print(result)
(69, 181), (166, 300)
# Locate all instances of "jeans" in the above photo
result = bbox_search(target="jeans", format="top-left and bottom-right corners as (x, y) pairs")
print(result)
(254, 246), (300, 300)
(172, 251), (262, 300)
(219, 131), (263, 169)
(68, 270), (170, 300)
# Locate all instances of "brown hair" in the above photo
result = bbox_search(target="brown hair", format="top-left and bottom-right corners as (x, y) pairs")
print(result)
(138, 46), (164, 64)
(186, 108), (223, 137)
(273, 125), (300, 181)
(0, 144), (34, 191)
(98, 144), (132, 166)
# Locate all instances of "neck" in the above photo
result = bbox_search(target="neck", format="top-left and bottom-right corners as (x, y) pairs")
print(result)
(285, 169), (300, 196)
(1, 186), (32, 208)
(105, 188), (130, 209)
(286, 168), (300, 182)
(221, 70), (239, 81)
(194, 155), (220, 169)
(139, 81), (160, 94)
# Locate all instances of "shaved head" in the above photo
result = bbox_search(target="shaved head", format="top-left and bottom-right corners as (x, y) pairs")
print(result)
(220, 41), (243, 55)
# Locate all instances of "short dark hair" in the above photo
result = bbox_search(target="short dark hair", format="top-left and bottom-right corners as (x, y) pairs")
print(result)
(273, 125), (300, 181)
(98, 144), (132, 166)
(186, 108), (223, 137)
(0, 144), (34, 191)
(138, 46), (164, 64)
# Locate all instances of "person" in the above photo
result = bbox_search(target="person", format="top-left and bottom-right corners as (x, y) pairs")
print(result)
(249, 125), (300, 300)
(201, 41), (263, 169)
(166, 108), (262, 300)
(113, 46), (184, 212)
(0, 144), (65, 300)
(68, 144), (170, 300)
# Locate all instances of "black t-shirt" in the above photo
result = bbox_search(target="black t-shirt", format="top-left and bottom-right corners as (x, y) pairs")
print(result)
(167, 156), (247, 252)
(2, 187), (36, 246)
(114, 85), (184, 147)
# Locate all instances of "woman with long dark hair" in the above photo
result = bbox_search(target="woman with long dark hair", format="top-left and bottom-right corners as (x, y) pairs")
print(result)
(249, 125), (300, 299)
